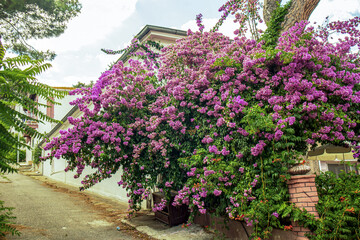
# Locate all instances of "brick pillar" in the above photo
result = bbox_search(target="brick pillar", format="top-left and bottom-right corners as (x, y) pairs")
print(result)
(288, 174), (319, 239)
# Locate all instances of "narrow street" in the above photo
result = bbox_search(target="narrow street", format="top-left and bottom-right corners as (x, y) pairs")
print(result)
(0, 173), (152, 240)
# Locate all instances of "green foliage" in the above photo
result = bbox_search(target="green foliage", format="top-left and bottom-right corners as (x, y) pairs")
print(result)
(241, 105), (274, 134)
(0, 0), (82, 60)
(72, 80), (94, 89)
(6, 134), (26, 162)
(174, 102), (309, 239)
(0, 200), (20, 237)
(32, 145), (42, 165)
(0, 38), (64, 238)
(103, 39), (164, 70)
(260, 1), (292, 48)
(311, 171), (360, 239)
(6, 149), (25, 163)
(0, 41), (66, 173)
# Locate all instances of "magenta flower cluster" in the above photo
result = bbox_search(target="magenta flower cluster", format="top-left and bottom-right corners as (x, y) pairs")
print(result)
(44, 5), (360, 229)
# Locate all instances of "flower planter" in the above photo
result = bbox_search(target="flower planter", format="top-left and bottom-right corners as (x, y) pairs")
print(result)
(288, 163), (311, 175)
(152, 191), (189, 226)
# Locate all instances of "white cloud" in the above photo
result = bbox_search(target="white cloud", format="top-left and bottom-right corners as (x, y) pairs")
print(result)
(95, 53), (119, 70)
(310, 0), (360, 24)
(59, 75), (96, 87)
(29, 0), (138, 53)
(46, 61), (61, 73)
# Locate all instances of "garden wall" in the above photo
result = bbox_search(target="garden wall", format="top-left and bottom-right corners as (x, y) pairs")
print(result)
(288, 174), (319, 239)
(192, 174), (320, 240)
(40, 156), (144, 206)
(194, 213), (296, 240)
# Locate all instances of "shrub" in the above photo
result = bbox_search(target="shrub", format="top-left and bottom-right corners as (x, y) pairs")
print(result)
(313, 171), (360, 239)
(32, 145), (42, 165)
(0, 200), (20, 237)
(43, 1), (360, 239)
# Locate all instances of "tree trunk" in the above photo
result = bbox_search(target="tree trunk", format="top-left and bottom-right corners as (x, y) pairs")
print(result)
(263, 0), (321, 33)
(263, 0), (282, 25)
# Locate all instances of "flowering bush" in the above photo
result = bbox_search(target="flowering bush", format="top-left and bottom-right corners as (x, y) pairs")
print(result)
(44, 1), (360, 239)
(313, 171), (360, 239)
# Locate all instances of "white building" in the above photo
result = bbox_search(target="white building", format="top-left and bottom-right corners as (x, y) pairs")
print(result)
(21, 87), (77, 165)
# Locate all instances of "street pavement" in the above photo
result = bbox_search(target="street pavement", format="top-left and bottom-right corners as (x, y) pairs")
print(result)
(0, 173), (143, 240)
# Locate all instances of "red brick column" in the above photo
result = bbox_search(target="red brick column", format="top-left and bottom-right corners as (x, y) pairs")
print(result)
(288, 174), (319, 239)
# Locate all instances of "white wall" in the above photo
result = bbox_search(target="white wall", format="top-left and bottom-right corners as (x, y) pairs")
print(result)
(26, 147), (32, 165)
(42, 155), (130, 204)
(41, 107), (132, 206)
(37, 93), (78, 136)
(25, 91), (78, 165)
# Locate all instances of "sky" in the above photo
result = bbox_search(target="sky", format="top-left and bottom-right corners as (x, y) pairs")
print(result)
(29, 0), (360, 87)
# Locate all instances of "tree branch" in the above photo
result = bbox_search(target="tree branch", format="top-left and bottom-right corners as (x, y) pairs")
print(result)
(1, 18), (38, 52)
(263, 0), (282, 25)
(263, 0), (321, 33)
(281, 0), (320, 33)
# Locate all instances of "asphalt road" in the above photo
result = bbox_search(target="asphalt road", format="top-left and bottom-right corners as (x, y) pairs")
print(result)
(0, 173), (138, 240)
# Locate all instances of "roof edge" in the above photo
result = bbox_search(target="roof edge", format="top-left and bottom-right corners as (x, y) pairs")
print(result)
(118, 25), (187, 63)
(135, 25), (187, 41)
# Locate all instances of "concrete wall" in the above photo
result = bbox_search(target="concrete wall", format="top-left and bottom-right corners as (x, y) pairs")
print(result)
(41, 157), (129, 203)
(37, 93), (78, 136)
(41, 105), (131, 206)
(194, 213), (296, 240)
(22, 90), (78, 165)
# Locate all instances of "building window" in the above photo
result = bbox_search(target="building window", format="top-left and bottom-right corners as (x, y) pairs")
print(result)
(323, 161), (359, 177)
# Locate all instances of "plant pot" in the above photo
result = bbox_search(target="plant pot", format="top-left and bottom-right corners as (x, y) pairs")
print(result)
(288, 163), (311, 175)
(152, 191), (189, 226)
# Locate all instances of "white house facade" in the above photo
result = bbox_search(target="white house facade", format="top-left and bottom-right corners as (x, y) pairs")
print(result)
(19, 87), (77, 165)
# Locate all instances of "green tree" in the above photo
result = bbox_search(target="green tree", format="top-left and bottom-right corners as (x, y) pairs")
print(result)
(72, 80), (94, 89)
(263, 0), (320, 33)
(0, 41), (65, 173)
(6, 133), (26, 162)
(0, 0), (82, 60)
(0, 39), (67, 237)
(0, 1), (80, 234)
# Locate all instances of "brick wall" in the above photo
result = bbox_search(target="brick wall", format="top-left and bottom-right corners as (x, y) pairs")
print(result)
(288, 174), (319, 239)
(47, 98), (55, 118)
